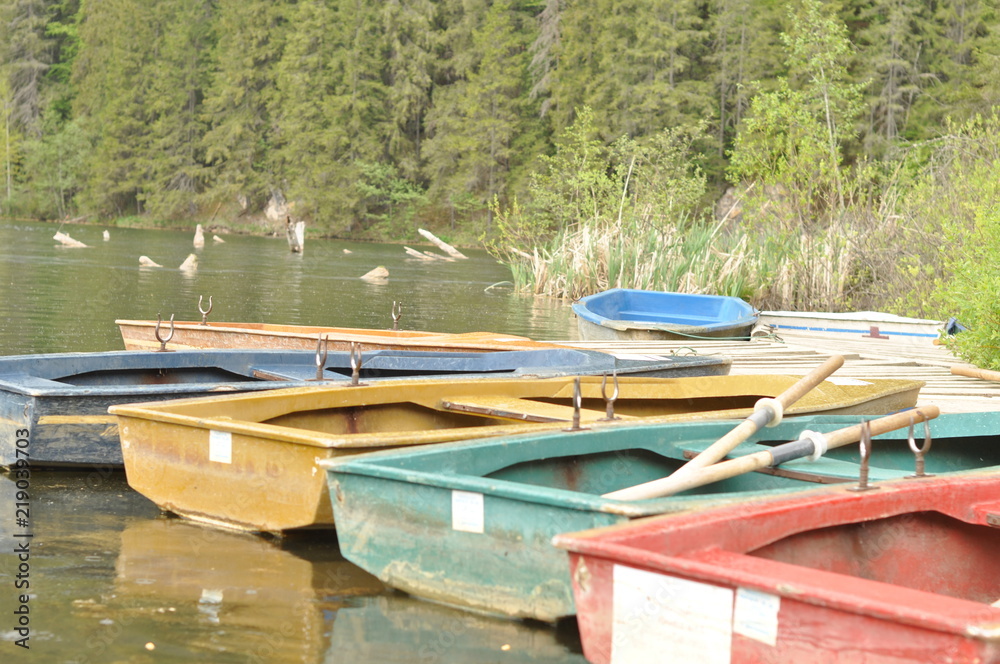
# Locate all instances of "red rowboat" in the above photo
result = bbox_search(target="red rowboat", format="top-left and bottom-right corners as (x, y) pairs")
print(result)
(553, 474), (1000, 664)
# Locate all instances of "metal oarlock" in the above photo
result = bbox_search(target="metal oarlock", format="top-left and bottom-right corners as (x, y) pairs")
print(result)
(198, 295), (213, 325)
(349, 342), (366, 386)
(391, 301), (402, 330)
(905, 418), (934, 479)
(848, 421), (880, 492)
(564, 377), (588, 432)
(154, 314), (175, 352)
(598, 371), (620, 421)
(313, 334), (329, 381)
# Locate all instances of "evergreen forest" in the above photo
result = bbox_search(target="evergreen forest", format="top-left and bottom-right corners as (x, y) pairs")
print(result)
(6, 0), (1000, 366)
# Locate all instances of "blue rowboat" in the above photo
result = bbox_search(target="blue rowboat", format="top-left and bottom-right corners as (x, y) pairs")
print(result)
(0, 346), (727, 469)
(320, 410), (996, 622)
(572, 288), (759, 341)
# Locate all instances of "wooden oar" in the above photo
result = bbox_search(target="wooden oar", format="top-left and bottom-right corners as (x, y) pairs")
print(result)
(951, 365), (1000, 382)
(605, 406), (939, 500)
(605, 354), (844, 501)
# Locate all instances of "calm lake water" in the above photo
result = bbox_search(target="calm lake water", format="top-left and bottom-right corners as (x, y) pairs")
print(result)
(0, 221), (587, 663)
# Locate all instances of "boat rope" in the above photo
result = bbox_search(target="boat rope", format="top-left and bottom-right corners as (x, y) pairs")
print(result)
(652, 329), (759, 342)
(671, 346), (700, 356)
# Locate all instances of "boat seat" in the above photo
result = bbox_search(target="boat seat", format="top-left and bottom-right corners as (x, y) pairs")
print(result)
(249, 365), (333, 382)
(616, 310), (717, 324)
(439, 396), (641, 424)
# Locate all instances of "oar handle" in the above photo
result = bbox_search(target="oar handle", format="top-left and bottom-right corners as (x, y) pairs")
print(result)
(951, 365), (1000, 382)
(814, 405), (939, 451)
(773, 354), (845, 410)
(609, 405), (941, 501)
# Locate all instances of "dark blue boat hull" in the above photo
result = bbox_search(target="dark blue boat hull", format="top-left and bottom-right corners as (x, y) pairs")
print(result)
(0, 347), (730, 468)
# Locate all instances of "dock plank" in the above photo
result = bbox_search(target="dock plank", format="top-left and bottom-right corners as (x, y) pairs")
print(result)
(558, 335), (1000, 414)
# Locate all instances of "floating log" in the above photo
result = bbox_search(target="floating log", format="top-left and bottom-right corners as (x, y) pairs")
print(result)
(343, 249), (353, 254)
(139, 256), (163, 268)
(418, 228), (466, 259)
(54, 231), (88, 248)
(193, 224), (205, 249)
(286, 216), (305, 253)
(404, 246), (432, 261)
(360, 266), (389, 282)
(212, 235), (225, 244)
(179, 254), (198, 271)
(404, 246), (453, 262)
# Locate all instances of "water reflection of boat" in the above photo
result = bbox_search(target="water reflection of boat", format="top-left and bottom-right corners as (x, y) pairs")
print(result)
(110, 373), (923, 533)
(115, 518), (386, 663)
(328, 593), (587, 664)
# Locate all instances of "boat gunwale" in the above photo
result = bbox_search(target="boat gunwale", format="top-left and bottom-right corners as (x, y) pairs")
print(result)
(115, 319), (559, 349)
(108, 373), (925, 453)
(320, 413), (988, 517)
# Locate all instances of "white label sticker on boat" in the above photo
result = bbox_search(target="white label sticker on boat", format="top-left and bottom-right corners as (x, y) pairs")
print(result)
(209, 430), (232, 464)
(611, 564), (733, 664)
(733, 587), (780, 646)
(825, 377), (871, 386)
(451, 490), (484, 533)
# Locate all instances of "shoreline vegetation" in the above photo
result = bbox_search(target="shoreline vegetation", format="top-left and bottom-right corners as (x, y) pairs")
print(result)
(4, 1), (1000, 367)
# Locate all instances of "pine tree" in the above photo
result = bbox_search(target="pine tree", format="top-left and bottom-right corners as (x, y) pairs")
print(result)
(0, 0), (51, 139)
(854, 0), (934, 154)
(908, 0), (993, 134)
(72, 0), (157, 216)
(201, 0), (291, 214)
(0, 74), (20, 208)
(706, 0), (785, 157)
(423, 0), (529, 229)
(549, 0), (712, 141)
(382, 0), (436, 180)
(140, 0), (214, 218)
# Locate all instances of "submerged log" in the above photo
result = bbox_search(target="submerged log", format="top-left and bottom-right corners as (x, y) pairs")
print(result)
(360, 266), (389, 282)
(179, 254), (198, 271)
(193, 224), (205, 249)
(212, 235), (225, 244)
(404, 246), (453, 261)
(286, 216), (305, 253)
(139, 256), (163, 268)
(54, 231), (88, 248)
(103, 230), (110, 241)
(418, 228), (467, 259)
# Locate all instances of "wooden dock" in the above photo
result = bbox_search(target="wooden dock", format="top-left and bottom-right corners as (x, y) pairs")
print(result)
(561, 336), (1000, 414)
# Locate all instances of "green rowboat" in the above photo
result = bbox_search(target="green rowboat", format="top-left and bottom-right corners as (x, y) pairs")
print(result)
(320, 410), (1000, 622)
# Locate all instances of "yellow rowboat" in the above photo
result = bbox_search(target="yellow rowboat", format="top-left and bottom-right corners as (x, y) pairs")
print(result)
(109, 374), (923, 534)
(116, 319), (564, 353)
